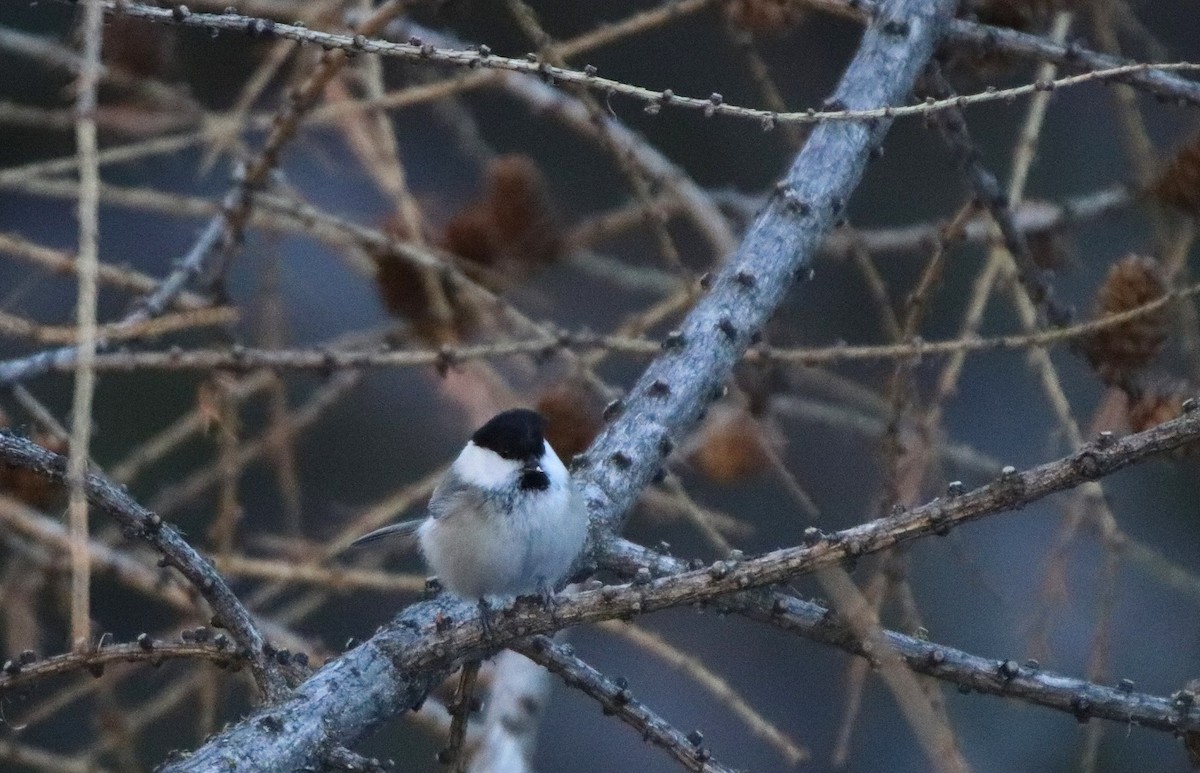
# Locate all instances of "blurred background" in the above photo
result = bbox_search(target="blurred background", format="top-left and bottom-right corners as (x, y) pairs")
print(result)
(2, 0), (1200, 770)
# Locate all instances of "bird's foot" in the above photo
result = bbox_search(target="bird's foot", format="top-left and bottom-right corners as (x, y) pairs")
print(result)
(535, 578), (558, 609)
(476, 597), (495, 643)
(533, 577), (561, 624)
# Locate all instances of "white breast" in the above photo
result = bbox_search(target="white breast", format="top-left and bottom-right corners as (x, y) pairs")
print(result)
(419, 443), (587, 599)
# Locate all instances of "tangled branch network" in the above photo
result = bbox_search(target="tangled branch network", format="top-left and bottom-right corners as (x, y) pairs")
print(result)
(2, 0), (1200, 770)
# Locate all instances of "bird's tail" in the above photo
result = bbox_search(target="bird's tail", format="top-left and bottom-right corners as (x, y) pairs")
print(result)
(347, 519), (422, 549)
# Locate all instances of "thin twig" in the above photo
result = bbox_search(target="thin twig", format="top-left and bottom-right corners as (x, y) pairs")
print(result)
(0, 739), (113, 773)
(0, 639), (247, 692)
(93, 2), (1200, 122)
(0, 231), (207, 307)
(257, 253), (304, 535)
(11, 283), (1192, 376)
(0, 434), (289, 698)
(922, 64), (1070, 327)
(445, 660), (481, 773)
(196, 1), (327, 173)
(0, 23), (194, 112)
(66, 0), (105, 653)
(0, 306), (237, 345)
(220, 0), (406, 244)
(514, 637), (737, 773)
(816, 568), (970, 772)
(213, 554), (424, 593)
(148, 371), (361, 519)
(1079, 546), (1121, 772)
(109, 369), (274, 484)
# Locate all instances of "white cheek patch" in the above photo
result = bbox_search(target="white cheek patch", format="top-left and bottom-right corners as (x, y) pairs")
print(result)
(540, 443), (568, 484)
(453, 441), (520, 490)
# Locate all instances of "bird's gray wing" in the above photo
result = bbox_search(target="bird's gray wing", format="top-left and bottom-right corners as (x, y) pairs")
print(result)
(426, 470), (483, 521)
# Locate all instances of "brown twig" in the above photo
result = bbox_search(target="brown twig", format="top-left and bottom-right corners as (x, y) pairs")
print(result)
(0, 739), (112, 773)
(816, 568), (969, 772)
(443, 659), (480, 772)
(213, 554), (424, 593)
(256, 253), (305, 536)
(0, 231), (206, 308)
(0, 306), (237, 345)
(0, 23), (194, 113)
(148, 370), (361, 519)
(66, 0), (106, 654)
(219, 1), (406, 244)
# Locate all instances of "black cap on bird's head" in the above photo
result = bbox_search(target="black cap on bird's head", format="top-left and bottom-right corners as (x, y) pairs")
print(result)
(471, 409), (547, 462)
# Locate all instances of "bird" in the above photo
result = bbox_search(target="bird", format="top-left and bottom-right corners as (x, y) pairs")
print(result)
(349, 409), (588, 608)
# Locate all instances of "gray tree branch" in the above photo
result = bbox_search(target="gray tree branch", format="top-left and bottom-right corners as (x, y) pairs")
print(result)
(513, 636), (737, 773)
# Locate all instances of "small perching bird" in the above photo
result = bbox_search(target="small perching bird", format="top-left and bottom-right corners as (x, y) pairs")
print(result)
(350, 409), (588, 605)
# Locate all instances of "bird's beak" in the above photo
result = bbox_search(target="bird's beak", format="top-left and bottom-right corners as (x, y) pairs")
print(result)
(521, 460), (544, 475)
